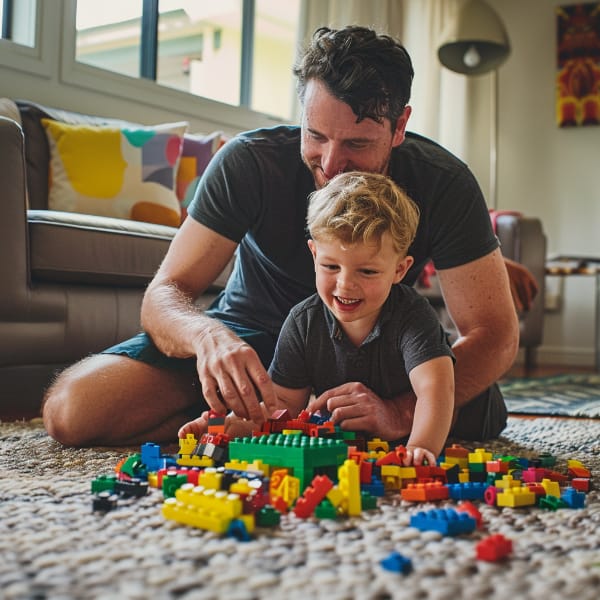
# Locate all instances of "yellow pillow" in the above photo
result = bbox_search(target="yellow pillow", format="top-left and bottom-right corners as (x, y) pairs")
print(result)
(42, 119), (188, 227)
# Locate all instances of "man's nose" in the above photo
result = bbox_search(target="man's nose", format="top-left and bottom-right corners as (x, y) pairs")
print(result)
(321, 144), (347, 180)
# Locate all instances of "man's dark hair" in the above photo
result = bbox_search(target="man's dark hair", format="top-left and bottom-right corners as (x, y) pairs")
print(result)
(293, 25), (414, 126)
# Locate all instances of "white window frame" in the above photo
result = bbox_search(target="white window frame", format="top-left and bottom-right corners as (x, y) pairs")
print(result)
(59, 0), (283, 132)
(0, 0), (54, 78)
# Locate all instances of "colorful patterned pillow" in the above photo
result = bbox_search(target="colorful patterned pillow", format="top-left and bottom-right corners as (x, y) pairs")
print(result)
(176, 131), (226, 222)
(42, 119), (188, 227)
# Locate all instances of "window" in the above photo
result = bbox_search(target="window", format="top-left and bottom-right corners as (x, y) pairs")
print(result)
(0, 0), (37, 47)
(74, 0), (301, 120)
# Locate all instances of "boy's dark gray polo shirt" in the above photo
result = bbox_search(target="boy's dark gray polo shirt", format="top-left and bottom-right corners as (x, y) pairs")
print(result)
(269, 284), (454, 399)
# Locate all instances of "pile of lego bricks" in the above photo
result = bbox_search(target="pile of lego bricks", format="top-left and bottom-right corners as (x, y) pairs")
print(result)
(2, 416), (600, 599)
(89, 409), (593, 560)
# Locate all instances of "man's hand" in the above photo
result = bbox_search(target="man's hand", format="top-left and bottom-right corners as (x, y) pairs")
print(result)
(307, 382), (416, 441)
(192, 324), (278, 424)
(178, 410), (259, 440)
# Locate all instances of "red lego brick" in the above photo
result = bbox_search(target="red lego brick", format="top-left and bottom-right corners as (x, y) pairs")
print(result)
(293, 475), (335, 518)
(456, 500), (483, 528)
(476, 534), (513, 562)
(571, 478), (591, 492)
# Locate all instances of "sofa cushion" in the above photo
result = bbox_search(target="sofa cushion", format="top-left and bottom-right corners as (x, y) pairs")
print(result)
(176, 131), (226, 222)
(28, 210), (177, 286)
(27, 209), (233, 289)
(17, 100), (144, 211)
(42, 119), (187, 227)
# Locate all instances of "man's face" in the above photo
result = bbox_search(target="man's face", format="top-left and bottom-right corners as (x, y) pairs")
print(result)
(300, 79), (411, 189)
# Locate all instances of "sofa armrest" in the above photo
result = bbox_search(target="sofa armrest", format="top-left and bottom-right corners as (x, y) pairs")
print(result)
(0, 117), (64, 321)
(495, 215), (547, 348)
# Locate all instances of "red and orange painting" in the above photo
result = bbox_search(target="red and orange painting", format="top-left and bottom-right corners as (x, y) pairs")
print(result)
(556, 3), (600, 127)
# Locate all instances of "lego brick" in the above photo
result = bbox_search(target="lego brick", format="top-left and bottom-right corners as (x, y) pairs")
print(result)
(476, 534), (513, 562)
(380, 551), (412, 574)
(496, 486), (536, 507)
(447, 482), (487, 501)
(401, 481), (449, 502)
(410, 507), (476, 536)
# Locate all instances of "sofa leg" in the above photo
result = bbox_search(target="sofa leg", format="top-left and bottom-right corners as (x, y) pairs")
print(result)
(524, 347), (537, 373)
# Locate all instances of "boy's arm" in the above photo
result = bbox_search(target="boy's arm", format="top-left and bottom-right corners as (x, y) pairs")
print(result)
(406, 355), (455, 462)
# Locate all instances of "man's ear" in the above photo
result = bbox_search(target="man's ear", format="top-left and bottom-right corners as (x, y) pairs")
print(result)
(394, 255), (414, 283)
(391, 106), (411, 148)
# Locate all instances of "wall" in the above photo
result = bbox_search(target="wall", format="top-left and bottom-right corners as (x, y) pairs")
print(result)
(490, 0), (600, 366)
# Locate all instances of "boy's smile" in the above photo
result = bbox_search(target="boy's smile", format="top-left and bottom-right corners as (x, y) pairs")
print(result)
(308, 233), (413, 346)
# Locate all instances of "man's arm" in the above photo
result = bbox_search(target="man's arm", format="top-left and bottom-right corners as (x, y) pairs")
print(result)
(436, 248), (520, 409)
(141, 217), (278, 423)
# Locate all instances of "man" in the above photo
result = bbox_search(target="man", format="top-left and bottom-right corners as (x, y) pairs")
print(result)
(42, 26), (518, 447)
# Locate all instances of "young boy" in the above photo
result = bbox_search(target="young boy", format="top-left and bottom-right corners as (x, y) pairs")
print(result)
(180, 172), (455, 466)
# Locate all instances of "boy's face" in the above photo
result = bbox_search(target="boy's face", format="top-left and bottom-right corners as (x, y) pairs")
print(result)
(308, 233), (413, 342)
(300, 79), (411, 189)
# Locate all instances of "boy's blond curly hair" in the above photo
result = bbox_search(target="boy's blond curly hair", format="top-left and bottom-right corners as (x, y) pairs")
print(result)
(307, 171), (420, 256)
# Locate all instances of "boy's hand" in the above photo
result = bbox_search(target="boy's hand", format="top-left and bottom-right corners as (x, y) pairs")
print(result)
(307, 382), (416, 441)
(403, 445), (437, 467)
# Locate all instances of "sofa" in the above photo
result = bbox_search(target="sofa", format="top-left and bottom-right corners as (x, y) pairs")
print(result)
(0, 99), (547, 419)
(0, 99), (230, 418)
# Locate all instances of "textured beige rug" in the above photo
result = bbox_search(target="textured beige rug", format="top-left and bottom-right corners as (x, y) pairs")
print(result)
(1, 417), (599, 600)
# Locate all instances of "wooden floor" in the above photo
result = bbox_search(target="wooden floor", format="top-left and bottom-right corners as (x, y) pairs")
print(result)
(504, 363), (596, 379)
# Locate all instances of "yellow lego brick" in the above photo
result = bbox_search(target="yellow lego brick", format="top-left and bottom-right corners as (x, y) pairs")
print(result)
(567, 459), (586, 469)
(239, 512), (255, 534)
(272, 474), (300, 507)
(496, 475), (516, 490)
(282, 429), (303, 435)
(177, 454), (214, 468)
(541, 478), (561, 498)
(468, 448), (493, 463)
(326, 486), (344, 508)
(147, 472), (159, 488)
(338, 459), (361, 516)
(367, 438), (390, 453)
(497, 486), (536, 507)
(178, 433), (198, 457)
(198, 468), (223, 490)
(162, 497), (231, 533)
(444, 456), (469, 469)
(175, 484), (243, 519)
(458, 469), (470, 483)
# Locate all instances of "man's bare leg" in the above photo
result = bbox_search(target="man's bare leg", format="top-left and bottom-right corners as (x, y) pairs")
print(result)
(42, 354), (203, 447)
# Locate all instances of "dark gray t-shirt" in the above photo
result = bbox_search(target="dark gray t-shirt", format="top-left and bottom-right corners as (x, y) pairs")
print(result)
(188, 126), (497, 338)
(268, 285), (454, 399)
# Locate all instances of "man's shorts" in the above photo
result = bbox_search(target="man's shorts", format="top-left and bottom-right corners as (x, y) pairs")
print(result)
(101, 321), (278, 378)
(102, 326), (506, 442)
(450, 383), (508, 440)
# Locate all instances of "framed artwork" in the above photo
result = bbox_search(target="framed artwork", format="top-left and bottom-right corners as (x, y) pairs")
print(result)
(556, 3), (600, 127)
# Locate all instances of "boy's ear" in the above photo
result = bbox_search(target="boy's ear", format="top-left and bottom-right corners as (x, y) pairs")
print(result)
(394, 255), (414, 283)
(307, 239), (317, 261)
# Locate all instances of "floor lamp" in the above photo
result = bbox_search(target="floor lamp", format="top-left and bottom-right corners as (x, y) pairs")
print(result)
(437, 0), (511, 210)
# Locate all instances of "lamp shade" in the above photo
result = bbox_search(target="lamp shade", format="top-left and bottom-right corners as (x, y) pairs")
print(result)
(438, 0), (510, 75)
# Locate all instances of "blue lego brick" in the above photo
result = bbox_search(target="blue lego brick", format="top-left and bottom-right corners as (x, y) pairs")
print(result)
(447, 482), (487, 501)
(410, 507), (476, 536)
(561, 487), (586, 509)
(380, 551), (413, 574)
(141, 442), (177, 472)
